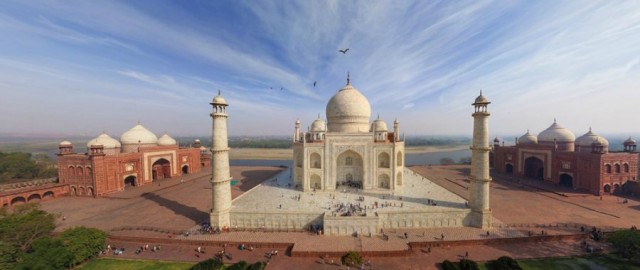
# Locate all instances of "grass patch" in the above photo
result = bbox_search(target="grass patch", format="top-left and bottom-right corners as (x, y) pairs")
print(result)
(78, 258), (194, 270)
(480, 255), (640, 270)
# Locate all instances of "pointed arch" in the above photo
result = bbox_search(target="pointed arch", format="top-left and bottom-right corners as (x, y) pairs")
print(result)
(378, 152), (390, 168)
(396, 151), (403, 166)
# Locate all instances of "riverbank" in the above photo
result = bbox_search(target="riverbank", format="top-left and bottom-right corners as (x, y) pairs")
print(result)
(229, 145), (469, 160)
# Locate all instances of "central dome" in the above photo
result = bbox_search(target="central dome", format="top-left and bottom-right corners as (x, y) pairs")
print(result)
(120, 124), (158, 145)
(326, 81), (371, 133)
(538, 121), (575, 143)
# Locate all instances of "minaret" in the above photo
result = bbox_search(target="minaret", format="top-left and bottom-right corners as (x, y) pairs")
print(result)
(393, 119), (400, 142)
(294, 119), (301, 142)
(469, 91), (492, 229)
(210, 90), (232, 228)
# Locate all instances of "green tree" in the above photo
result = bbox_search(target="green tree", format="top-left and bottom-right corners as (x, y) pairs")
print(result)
(341, 251), (363, 267)
(191, 258), (224, 270)
(247, 261), (266, 270)
(441, 260), (459, 270)
(227, 260), (248, 270)
(609, 229), (640, 259)
(17, 237), (74, 270)
(58, 227), (107, 267)
(485, 256), (522, 270)
(0, 241), (19, 270)
(459, 258), (479, 270)
(0, 152), (37, 181)
(0, 203), (56, 252)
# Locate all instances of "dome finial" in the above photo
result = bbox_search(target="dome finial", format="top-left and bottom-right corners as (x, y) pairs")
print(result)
(480, 89), (483, 95)
(346, 72), (350, 85)
(377, 114), (380, 120)
(317, 113), (321, 119)
(589, 126), (592, 132)
(218, 89), (221, 96)
(554, 118), (556, 123)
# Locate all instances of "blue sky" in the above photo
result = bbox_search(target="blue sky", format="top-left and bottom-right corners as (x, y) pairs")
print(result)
(0, 1), (639, 139)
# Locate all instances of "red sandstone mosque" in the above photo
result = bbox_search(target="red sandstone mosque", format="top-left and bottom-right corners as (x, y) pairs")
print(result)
(492, 120), (638, 196)
(56, 123), (210, 197)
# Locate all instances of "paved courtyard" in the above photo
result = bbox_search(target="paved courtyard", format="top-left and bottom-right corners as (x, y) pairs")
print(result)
(38, 164), (640, 269)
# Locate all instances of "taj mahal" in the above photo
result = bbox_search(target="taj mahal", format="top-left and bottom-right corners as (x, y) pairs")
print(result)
(209, 75), (493, 235)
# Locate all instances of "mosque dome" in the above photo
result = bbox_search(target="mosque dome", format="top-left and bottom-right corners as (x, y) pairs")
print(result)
(326, 77), (371, 133)
(518, 130), (538, 144)
(576, 129), (609, 147)
(59, 140), (72, 146)
(211, 90), (227, 105)
(157, 133), (177, 146)
(310, 116), (326, 132)
(200, 146), (208, 152)
(537, 121), (575, 143)
(493, 137), (501, 143)
(120, 124), (158, 145)
(87, 133), (121, 149)
(371, 116), (388, 132)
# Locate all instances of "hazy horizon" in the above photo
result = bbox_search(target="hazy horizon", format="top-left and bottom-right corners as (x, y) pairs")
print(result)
(1, 1), (639, 137)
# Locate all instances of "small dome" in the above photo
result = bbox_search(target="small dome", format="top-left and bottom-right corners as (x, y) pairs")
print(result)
(326, 78), (371, 133)
(371, 115), (388, 132)
(200, 146), (208, 151)
(120, 124), (158, 145)
(295, 118), (301, 124)
(473, 91), (490, 104)
(211, 90), (227, 105)
(87, 133), (121, 149)
(538, 121), (575, 143)
(576, 128), (609, 147)
(59, 140), (72, 146)
(518, 130), (538, 144)
(493, 137), (501, 143)
(157, 133), (177, 146)
(624, 137), (637, 146)
(310, 115), (326, 132)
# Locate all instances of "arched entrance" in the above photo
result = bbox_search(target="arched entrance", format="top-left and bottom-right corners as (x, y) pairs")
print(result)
(182, 165), (189, 175)
(505, 164), (514, 174)
(378, 174), (390, 189)
(614, 184), (621, 194)
(310, 174), (321, 189)
(604, 184), (611, 193)
(336, 150), (363, 189)
(70, 186), (77, 196)
(77, 186), (85, 196)
(124, 175), (136, 188)
(152, 158), (171, 180)
(524, 157), (544, 180)
(559, 174), (573, 188)
(27, 194), (41, 202)
(87, 187), (94, 197)
(11, 196), (26, 206)
(43, 191), (54, 199)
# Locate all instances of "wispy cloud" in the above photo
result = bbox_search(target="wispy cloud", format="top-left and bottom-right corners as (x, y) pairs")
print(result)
(0, 0), (639, 137)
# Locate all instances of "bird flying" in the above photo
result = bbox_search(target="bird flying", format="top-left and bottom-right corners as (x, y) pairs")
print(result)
(339, 48), (349, 54)
(313, 81), (317, 87)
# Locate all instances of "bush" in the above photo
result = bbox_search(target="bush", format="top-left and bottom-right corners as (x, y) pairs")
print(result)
(341, 251), (363, 267)
(609, 229), (640, 259)
(441, 259), (459, 270)
(227, 260), (248, 270)
(459, 258), (479, 270)
(58, 227), (107, 267)
(191, 258), (224, 270)
(247, 261), (266, 270)
(486, 256), (522, 270)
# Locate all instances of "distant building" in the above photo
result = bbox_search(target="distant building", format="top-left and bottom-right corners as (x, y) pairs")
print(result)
(57, 124), (210, 197)
(492, 121), (638, 195)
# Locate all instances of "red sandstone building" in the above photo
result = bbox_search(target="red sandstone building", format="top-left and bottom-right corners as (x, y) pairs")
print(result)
(492, 121), (638, 196)
(57, 123), (210, 197)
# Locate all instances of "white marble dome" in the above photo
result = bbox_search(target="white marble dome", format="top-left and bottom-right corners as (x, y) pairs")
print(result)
(310, 116), (326, 132)
(157, 133), (177, 146)
(576, 129), (609, 147)
(59, 140), (72, 146)
(371, 116), (388, 132)
(87, 133), (121, 149)
(326, 81), (371, 133)
(624, 137), (637, 145)
(211, 91), (227, 105)
(120, 124), (158, 145)
(538, 121), (575, 143)
(518, 130), (538, 144)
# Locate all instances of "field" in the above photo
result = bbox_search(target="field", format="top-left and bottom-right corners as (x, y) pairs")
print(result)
(78, 258), (193, 270)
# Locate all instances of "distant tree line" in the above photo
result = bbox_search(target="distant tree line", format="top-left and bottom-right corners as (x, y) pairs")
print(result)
(405, 136), (471, 147)
(0, 152), (57, 183)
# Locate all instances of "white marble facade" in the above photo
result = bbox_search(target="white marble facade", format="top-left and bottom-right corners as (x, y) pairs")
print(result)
(292, 77), (405, 192)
